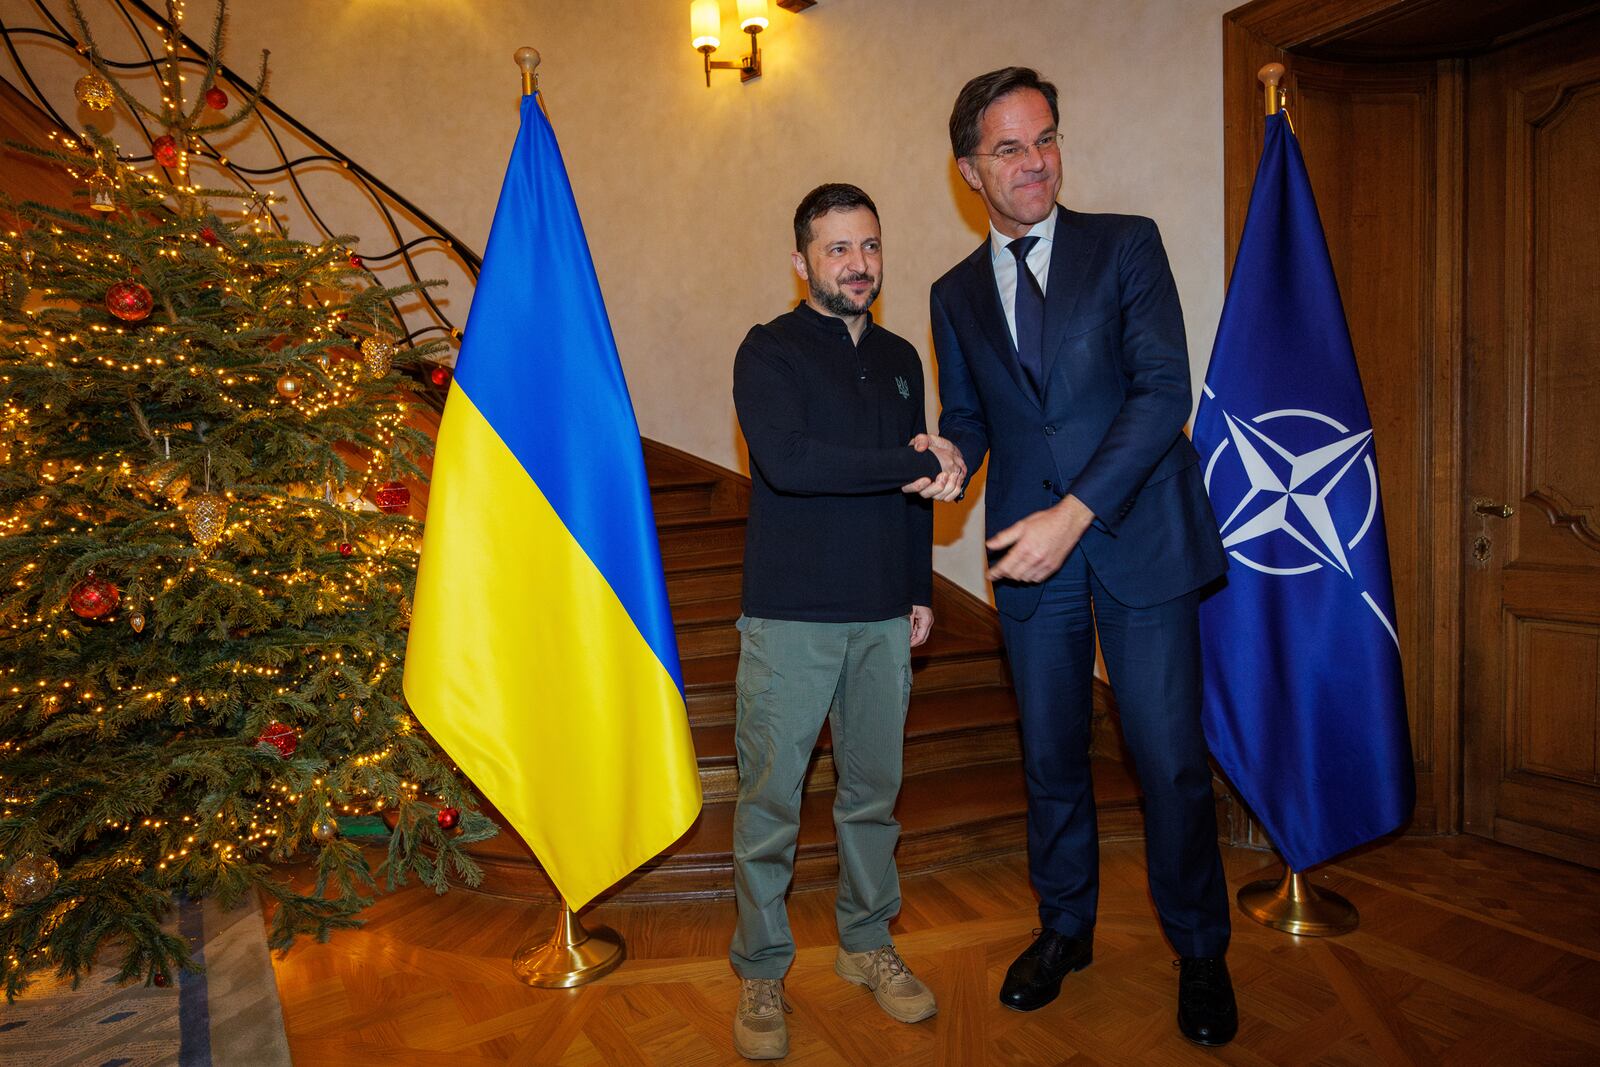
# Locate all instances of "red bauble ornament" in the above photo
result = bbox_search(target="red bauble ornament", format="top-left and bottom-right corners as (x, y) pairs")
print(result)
(437, 807), (460, 831)
(205, 86), (228, 110)
(151, 134), (180, 168)
(337, 542), (354, 557)
(153, 973), (170, 988)
(347, 252), (362, 269)
(199, 227), (218, 245)
(69, 572), (120, 619)
(372, 481), (410, 514)
(106, 280), (154, 322)
(255, 722), (299, 759)
(429, 364), (453, 388)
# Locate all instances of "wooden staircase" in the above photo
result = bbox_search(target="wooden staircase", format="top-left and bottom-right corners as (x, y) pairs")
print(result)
(460, 440), (1142, 903)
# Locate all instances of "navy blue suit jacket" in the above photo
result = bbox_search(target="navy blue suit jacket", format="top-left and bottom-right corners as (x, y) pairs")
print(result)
(932, 207), (1226, 618)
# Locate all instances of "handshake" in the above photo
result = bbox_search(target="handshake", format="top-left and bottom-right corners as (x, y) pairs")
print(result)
(901, 434), (967, 501)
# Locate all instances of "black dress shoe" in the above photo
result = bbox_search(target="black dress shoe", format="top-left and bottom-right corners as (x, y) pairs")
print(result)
(1176, 956), (1238, 1046)
(998, 929), (1092, 1011)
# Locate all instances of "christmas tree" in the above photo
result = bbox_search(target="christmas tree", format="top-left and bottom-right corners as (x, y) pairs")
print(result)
(0, 1), (493, 999)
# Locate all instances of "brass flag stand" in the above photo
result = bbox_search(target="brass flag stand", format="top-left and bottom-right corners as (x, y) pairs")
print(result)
(512, 901), (626, 988)
(501, 43), (627, 989)
(1234, 62), (1358, 941)
(1237, 866), (1358, 937)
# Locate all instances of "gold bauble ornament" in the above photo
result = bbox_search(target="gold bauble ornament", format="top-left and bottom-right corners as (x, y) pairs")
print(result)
(74, 72), (115, 111)
(275, 374), (303, 399)
(2, 855), (60, 906)
(185, 492), (228, 550)
(143, 461), (190, 503)
(311, 817), (339, 843)
(129, 611), (146, 633)
(360, 336), (394, 378)
(351, 705), (364, 724)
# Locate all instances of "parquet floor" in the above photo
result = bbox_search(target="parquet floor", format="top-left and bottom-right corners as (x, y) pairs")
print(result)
(270, 836), (1600, 1065)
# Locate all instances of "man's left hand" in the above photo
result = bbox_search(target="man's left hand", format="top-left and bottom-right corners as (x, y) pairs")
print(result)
(910, 604), (934, 647)
(986, 495), (1095, 583)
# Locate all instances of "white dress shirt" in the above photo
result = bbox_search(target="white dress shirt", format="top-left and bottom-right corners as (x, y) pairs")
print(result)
(989, 211), (1058, 348)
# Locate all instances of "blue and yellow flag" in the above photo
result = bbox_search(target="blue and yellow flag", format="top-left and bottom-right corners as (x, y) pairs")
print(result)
(1194, 112), (1413, 870)
(404, 93), (701, 909)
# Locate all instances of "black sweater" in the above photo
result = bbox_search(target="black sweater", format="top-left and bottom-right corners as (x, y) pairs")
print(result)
(732, 302), (940, 622)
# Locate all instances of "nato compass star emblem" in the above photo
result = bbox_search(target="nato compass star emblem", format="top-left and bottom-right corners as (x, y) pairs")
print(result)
(1201, 402), (1400, 648)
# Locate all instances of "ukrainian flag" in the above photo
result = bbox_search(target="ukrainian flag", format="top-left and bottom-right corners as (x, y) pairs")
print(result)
(404, 92), (701, 910)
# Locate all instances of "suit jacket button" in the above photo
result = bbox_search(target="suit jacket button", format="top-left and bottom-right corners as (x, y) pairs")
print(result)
(1042, 479), (1054, 491)
(1044, 424), (1056, 435)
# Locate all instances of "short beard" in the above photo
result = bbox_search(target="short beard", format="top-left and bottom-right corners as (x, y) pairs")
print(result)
(810, 276), (880, 318)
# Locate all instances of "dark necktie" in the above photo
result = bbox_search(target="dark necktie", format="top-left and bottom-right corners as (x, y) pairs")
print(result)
(1008, 235), (1045, 396)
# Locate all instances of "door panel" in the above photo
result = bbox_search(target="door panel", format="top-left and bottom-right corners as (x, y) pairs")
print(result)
(1463, 14), (1600, 867)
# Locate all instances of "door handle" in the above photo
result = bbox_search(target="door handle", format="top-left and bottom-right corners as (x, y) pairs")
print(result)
(1472, 499), (1514, 518)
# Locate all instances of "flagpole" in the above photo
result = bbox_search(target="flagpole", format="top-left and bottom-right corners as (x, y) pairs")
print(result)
(498, 45), (626, 986)
(1228, 63), (1361, 939)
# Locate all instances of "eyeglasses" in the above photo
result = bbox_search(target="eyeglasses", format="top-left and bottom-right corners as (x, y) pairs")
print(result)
(970, 132), (1064, 165)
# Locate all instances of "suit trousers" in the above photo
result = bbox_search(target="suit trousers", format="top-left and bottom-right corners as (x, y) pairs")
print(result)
(999, 550), (1231, 958)
(729, 614), (913, 978)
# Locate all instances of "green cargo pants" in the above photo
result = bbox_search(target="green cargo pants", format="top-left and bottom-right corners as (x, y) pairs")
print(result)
(729, 614), (913, 979)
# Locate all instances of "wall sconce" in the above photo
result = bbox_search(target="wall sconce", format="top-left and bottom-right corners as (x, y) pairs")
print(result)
(691, 0), (767, 86)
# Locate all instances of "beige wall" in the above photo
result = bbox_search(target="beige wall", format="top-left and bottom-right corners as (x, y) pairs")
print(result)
(66, 0), (1238, 599)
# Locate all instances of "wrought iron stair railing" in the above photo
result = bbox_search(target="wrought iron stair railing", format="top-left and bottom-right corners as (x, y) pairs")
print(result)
(0, 0), (478, 406)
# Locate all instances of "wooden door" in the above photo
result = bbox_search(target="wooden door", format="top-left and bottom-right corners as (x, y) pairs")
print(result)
(1463, 14), (1600, 867)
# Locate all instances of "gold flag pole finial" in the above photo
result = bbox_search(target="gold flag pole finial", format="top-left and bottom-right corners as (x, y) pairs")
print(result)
(1258, 62), (1286, 116)
(515, 47), (542, 97)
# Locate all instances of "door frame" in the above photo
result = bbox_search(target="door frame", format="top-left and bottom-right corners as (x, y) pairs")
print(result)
(1220, 0), (1468, 837)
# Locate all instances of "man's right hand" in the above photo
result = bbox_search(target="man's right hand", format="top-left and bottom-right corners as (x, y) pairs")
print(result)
(901, 433), (967, 500)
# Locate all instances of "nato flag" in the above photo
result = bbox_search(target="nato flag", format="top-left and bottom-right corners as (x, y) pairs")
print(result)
(1194, 112), (1414, 871)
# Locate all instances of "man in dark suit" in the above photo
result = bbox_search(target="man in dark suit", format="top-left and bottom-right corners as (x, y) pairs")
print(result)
(924, 67), (1237, 1046)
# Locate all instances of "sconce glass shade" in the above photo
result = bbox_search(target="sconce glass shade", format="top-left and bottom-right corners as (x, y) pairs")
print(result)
(691, 0), (721, 52)
(738, 0), (769, 33)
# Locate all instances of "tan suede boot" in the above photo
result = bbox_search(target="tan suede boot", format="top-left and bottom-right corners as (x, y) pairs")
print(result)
(834, 945), (938, 1023)
(732, 977), (791, 1060)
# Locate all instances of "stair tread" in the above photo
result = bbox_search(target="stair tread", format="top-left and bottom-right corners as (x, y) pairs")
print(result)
(644, 452), (717, 480)
(671, 603), (1006, 655)
(671, 595), (745, 627)
(466, 759), (1136, 866)
(654, 511), (746, 531)
(682, 653), (741, 689)
(692, 684), (1019, 765)
(648, 472), (719, 491)
(661, 545), (744, 574)
(680, 625), (1002, 672)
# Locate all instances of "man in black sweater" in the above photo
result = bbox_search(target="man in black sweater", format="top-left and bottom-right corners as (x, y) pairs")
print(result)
(727, 184), (964, 1060)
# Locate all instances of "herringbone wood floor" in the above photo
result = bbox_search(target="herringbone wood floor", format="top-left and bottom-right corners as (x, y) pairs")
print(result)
(270, 836), (1600, 1065)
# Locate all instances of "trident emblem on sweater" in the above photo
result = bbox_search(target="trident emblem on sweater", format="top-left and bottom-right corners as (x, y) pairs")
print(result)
(895, 375), (910, 399)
